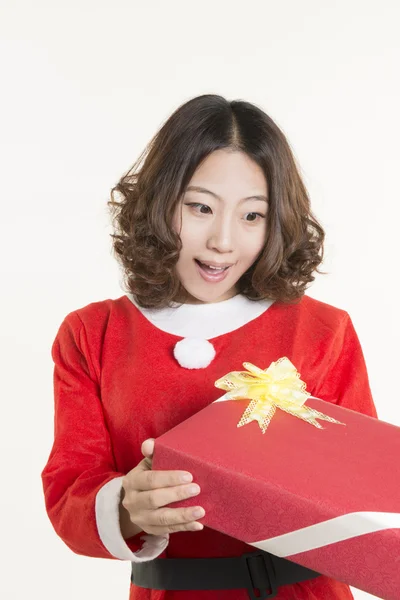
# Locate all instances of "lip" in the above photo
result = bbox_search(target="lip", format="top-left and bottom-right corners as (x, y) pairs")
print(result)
(196, 259), (235, 268)
(194, 259), (233, 283)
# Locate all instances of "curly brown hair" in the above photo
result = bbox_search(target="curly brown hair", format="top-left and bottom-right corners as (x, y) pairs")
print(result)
(108, 94), (327, 309)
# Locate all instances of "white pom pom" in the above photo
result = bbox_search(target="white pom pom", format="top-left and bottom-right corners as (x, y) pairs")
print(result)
(173, 338), (216, 369)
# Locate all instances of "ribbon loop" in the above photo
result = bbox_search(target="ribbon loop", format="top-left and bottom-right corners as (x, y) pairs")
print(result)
(215, 357), (344, 433)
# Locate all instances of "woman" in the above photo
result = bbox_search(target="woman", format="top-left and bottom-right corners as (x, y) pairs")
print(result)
(42, 94), (377, 599)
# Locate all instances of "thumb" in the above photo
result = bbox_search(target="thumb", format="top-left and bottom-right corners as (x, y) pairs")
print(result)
(141, 438), (155, 460)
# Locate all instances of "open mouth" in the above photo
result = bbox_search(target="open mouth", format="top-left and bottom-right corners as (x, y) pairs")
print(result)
(194, 259), (233, 282)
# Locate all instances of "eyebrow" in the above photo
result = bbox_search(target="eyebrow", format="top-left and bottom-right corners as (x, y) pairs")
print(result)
(185, 185), (268, 203)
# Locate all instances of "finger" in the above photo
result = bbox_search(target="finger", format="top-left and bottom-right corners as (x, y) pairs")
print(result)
(146, 505), (206, 528)
(141, 438), (155, 459)
(131, 456), (153, 474)
(146, 521), (204, 535)
(142, 506), (205, 532)
(136, 483), (201, 510)
(135, 468), (193, 491)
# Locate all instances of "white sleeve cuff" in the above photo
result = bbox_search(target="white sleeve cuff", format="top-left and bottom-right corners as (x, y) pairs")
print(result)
(95, 476), (170, 562)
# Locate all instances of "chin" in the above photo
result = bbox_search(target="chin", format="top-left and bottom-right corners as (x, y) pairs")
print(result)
(184, 286), (238, 304)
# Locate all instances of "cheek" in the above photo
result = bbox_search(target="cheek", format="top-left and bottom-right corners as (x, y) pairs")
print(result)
(178, 218), (202, 248)
(241, 230), (266, 260)
(176, 229), (198, 264)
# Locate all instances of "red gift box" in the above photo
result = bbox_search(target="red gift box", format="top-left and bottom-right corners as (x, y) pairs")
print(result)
(153, 393), (400, 599)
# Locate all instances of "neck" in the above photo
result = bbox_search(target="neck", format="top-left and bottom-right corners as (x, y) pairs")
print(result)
(174, 286), (240, 305)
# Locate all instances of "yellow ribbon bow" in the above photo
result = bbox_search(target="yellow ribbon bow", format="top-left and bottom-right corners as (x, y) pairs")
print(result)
(214, 357), (344, 433)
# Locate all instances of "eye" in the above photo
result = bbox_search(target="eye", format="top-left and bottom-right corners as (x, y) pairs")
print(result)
(244, 212), (266, 223)
(184, 202), (212, 214)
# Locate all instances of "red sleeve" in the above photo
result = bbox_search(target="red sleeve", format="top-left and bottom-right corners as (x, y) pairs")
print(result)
(313, 312), (378, 418)
(41, 311), (169, 561)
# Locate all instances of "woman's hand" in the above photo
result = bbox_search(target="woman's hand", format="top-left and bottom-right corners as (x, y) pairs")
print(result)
(119, 438), (205, 537)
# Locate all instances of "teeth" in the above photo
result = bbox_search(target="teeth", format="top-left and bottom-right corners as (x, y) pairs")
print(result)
(197, 260), (230, 271)
(199, 261), (227, 270)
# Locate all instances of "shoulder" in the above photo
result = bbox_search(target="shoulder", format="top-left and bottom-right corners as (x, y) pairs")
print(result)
(296, 294), (350, 335)
(53, 294), (133, 352)
(59, 295), (130, 329)
(51, 295), (134, 376)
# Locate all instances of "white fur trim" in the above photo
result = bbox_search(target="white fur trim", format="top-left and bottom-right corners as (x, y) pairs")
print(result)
(95, 476), (169, 562)
(127, 293), (274, 339)
(173, 338), (216, 369)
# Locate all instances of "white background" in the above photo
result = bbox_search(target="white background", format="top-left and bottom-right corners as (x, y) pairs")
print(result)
(1, 1), (399, 599)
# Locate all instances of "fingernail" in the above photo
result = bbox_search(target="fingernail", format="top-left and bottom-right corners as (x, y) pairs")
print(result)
(181, 473), (192, 483)
(189, 485), (200, 495)
(192, 508), (205, 518)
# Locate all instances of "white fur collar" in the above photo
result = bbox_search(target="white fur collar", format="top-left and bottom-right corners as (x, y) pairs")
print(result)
(126, 293), (274, 339)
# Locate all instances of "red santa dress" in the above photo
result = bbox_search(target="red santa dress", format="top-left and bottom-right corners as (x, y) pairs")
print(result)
(41, 292), (378, 600)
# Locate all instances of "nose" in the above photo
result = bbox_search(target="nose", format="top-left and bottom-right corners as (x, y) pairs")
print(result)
(206, 214), (235, 254)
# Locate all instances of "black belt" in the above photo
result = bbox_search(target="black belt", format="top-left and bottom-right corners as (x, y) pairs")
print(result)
(131, 550), (320, 599)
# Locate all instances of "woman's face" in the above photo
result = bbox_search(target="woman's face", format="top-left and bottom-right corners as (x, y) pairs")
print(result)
(172, 149), (268, 304)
